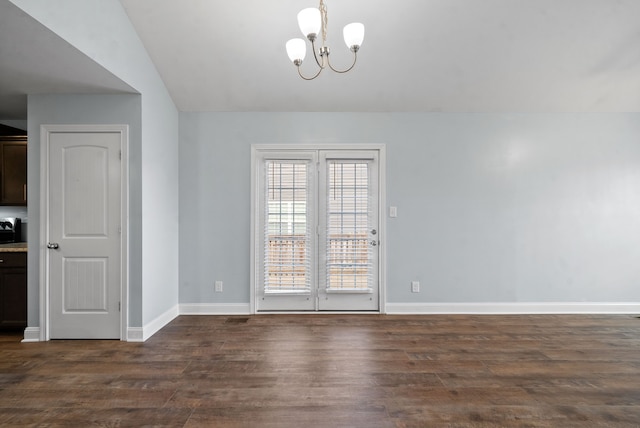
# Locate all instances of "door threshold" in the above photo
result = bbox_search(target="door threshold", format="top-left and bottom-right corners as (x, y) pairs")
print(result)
(255, 311), (381, 315)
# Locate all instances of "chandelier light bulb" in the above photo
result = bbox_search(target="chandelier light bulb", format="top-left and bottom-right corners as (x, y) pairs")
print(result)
(343, 23), (365, 51)
(286, 38), (307, 64)
(297, 8), (321, 40)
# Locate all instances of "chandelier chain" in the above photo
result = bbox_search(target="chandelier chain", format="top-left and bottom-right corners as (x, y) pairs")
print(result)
(320, 0), (328, 45)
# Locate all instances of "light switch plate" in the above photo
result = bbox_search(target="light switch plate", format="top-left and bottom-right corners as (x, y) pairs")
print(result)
(390, 206), (397, 218)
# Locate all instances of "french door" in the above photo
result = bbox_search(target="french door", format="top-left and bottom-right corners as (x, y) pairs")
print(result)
(254, 149), (380, 312)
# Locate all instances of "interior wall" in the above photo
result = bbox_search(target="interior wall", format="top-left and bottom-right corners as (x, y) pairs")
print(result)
(179, 112), (640, 308)
(11, 0), (180, 328)
(26, 93), (142, 327)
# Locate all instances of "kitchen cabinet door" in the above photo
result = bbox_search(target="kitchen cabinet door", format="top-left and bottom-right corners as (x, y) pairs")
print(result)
(0, 252), (27, 329)
(0, 137), (27, 206)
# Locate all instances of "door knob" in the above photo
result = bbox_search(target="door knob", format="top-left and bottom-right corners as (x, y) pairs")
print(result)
(47, 243), (59, 249)
(370, 240), (378, 247)
(371, 229), (377, 235)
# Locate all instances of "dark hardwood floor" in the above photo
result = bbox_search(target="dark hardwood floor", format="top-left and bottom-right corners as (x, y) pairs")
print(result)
(1, 314), (639, 427)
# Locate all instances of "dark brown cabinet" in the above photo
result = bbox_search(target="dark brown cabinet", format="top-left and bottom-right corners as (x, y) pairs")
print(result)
(0, 252), (27, 329)
(0, 136), (27, 206)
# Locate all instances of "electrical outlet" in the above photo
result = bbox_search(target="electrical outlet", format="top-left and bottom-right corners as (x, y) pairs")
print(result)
(411, 281), (420, 293)
(215, 281), (223, 292)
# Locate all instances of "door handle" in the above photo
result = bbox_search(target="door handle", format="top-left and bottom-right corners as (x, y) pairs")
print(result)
(47, 243), (59, 249)
(370, 240), (378, 247)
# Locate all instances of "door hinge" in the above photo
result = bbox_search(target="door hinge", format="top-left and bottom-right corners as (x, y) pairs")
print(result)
(119, 150), (122, 160)
(118, 301), (121, 312)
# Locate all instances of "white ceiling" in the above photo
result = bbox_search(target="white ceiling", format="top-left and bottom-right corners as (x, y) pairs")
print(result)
(0, 0), (135, 120)
(2, 0), (640, 119)
(119, 0), (640, 113)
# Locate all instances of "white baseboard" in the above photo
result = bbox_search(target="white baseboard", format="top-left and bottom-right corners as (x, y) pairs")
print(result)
(179, 303), (251, 315)
(127, 304), (179, 342)
(22, 327), (41, 342)
(385, 302), (640, 314)
(126, 327), (144, 342)
(23, 302), (639, 343)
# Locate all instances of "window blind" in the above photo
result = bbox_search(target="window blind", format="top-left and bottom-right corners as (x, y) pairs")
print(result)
(263, 161), (312, 293)
(325, 161), (373, 291)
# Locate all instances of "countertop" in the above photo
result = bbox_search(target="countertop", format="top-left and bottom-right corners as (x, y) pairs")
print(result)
(0, 242), (27, 252)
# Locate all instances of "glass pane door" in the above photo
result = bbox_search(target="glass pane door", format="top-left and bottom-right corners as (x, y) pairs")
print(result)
(318, 151), (379, 311)
(255, 149), (379, 312)
(257, 153), (316, 311)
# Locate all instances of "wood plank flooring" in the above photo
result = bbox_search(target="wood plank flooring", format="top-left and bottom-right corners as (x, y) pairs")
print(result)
(1, 314), (640, 427)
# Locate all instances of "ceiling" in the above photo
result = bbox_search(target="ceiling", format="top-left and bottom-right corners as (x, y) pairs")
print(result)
(0, 0), (135, 120)
(119, 0), (640, 113)
(1, 0), (640, 120)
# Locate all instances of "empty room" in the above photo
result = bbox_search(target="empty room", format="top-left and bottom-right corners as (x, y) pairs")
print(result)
(0, 0), (639, 426)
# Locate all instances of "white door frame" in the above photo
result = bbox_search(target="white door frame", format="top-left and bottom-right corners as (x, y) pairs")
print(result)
(250, 144), (387, 314)
(39, 124), (129, 341)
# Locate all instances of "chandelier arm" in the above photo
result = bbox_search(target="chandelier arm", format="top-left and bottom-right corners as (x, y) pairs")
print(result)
(326, 50), (358, 74)
(310, 39), (325, 69)
(297, 64), (323, 81)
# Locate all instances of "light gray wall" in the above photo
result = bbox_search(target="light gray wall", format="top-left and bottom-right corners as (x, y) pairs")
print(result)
(12, 0), (180, 327)
(26, 94), (142, 327)
(179, 112), (640, 306)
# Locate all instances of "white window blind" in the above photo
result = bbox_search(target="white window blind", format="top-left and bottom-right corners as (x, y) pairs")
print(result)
(325, 161), (373, 291)
(263, 161), (312, 293)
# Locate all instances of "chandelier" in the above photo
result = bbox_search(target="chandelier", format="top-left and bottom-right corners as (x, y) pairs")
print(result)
(285, 0), (365, 80)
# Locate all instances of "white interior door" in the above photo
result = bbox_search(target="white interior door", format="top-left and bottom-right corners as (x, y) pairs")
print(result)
(47, 130), (122, 339)
(255, 148), (380, 312)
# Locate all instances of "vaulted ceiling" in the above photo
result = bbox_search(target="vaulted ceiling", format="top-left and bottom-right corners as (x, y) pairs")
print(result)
(2, 0), (640, 119)
(118, 0), (640, 112)
(0, 0), (135, 120)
